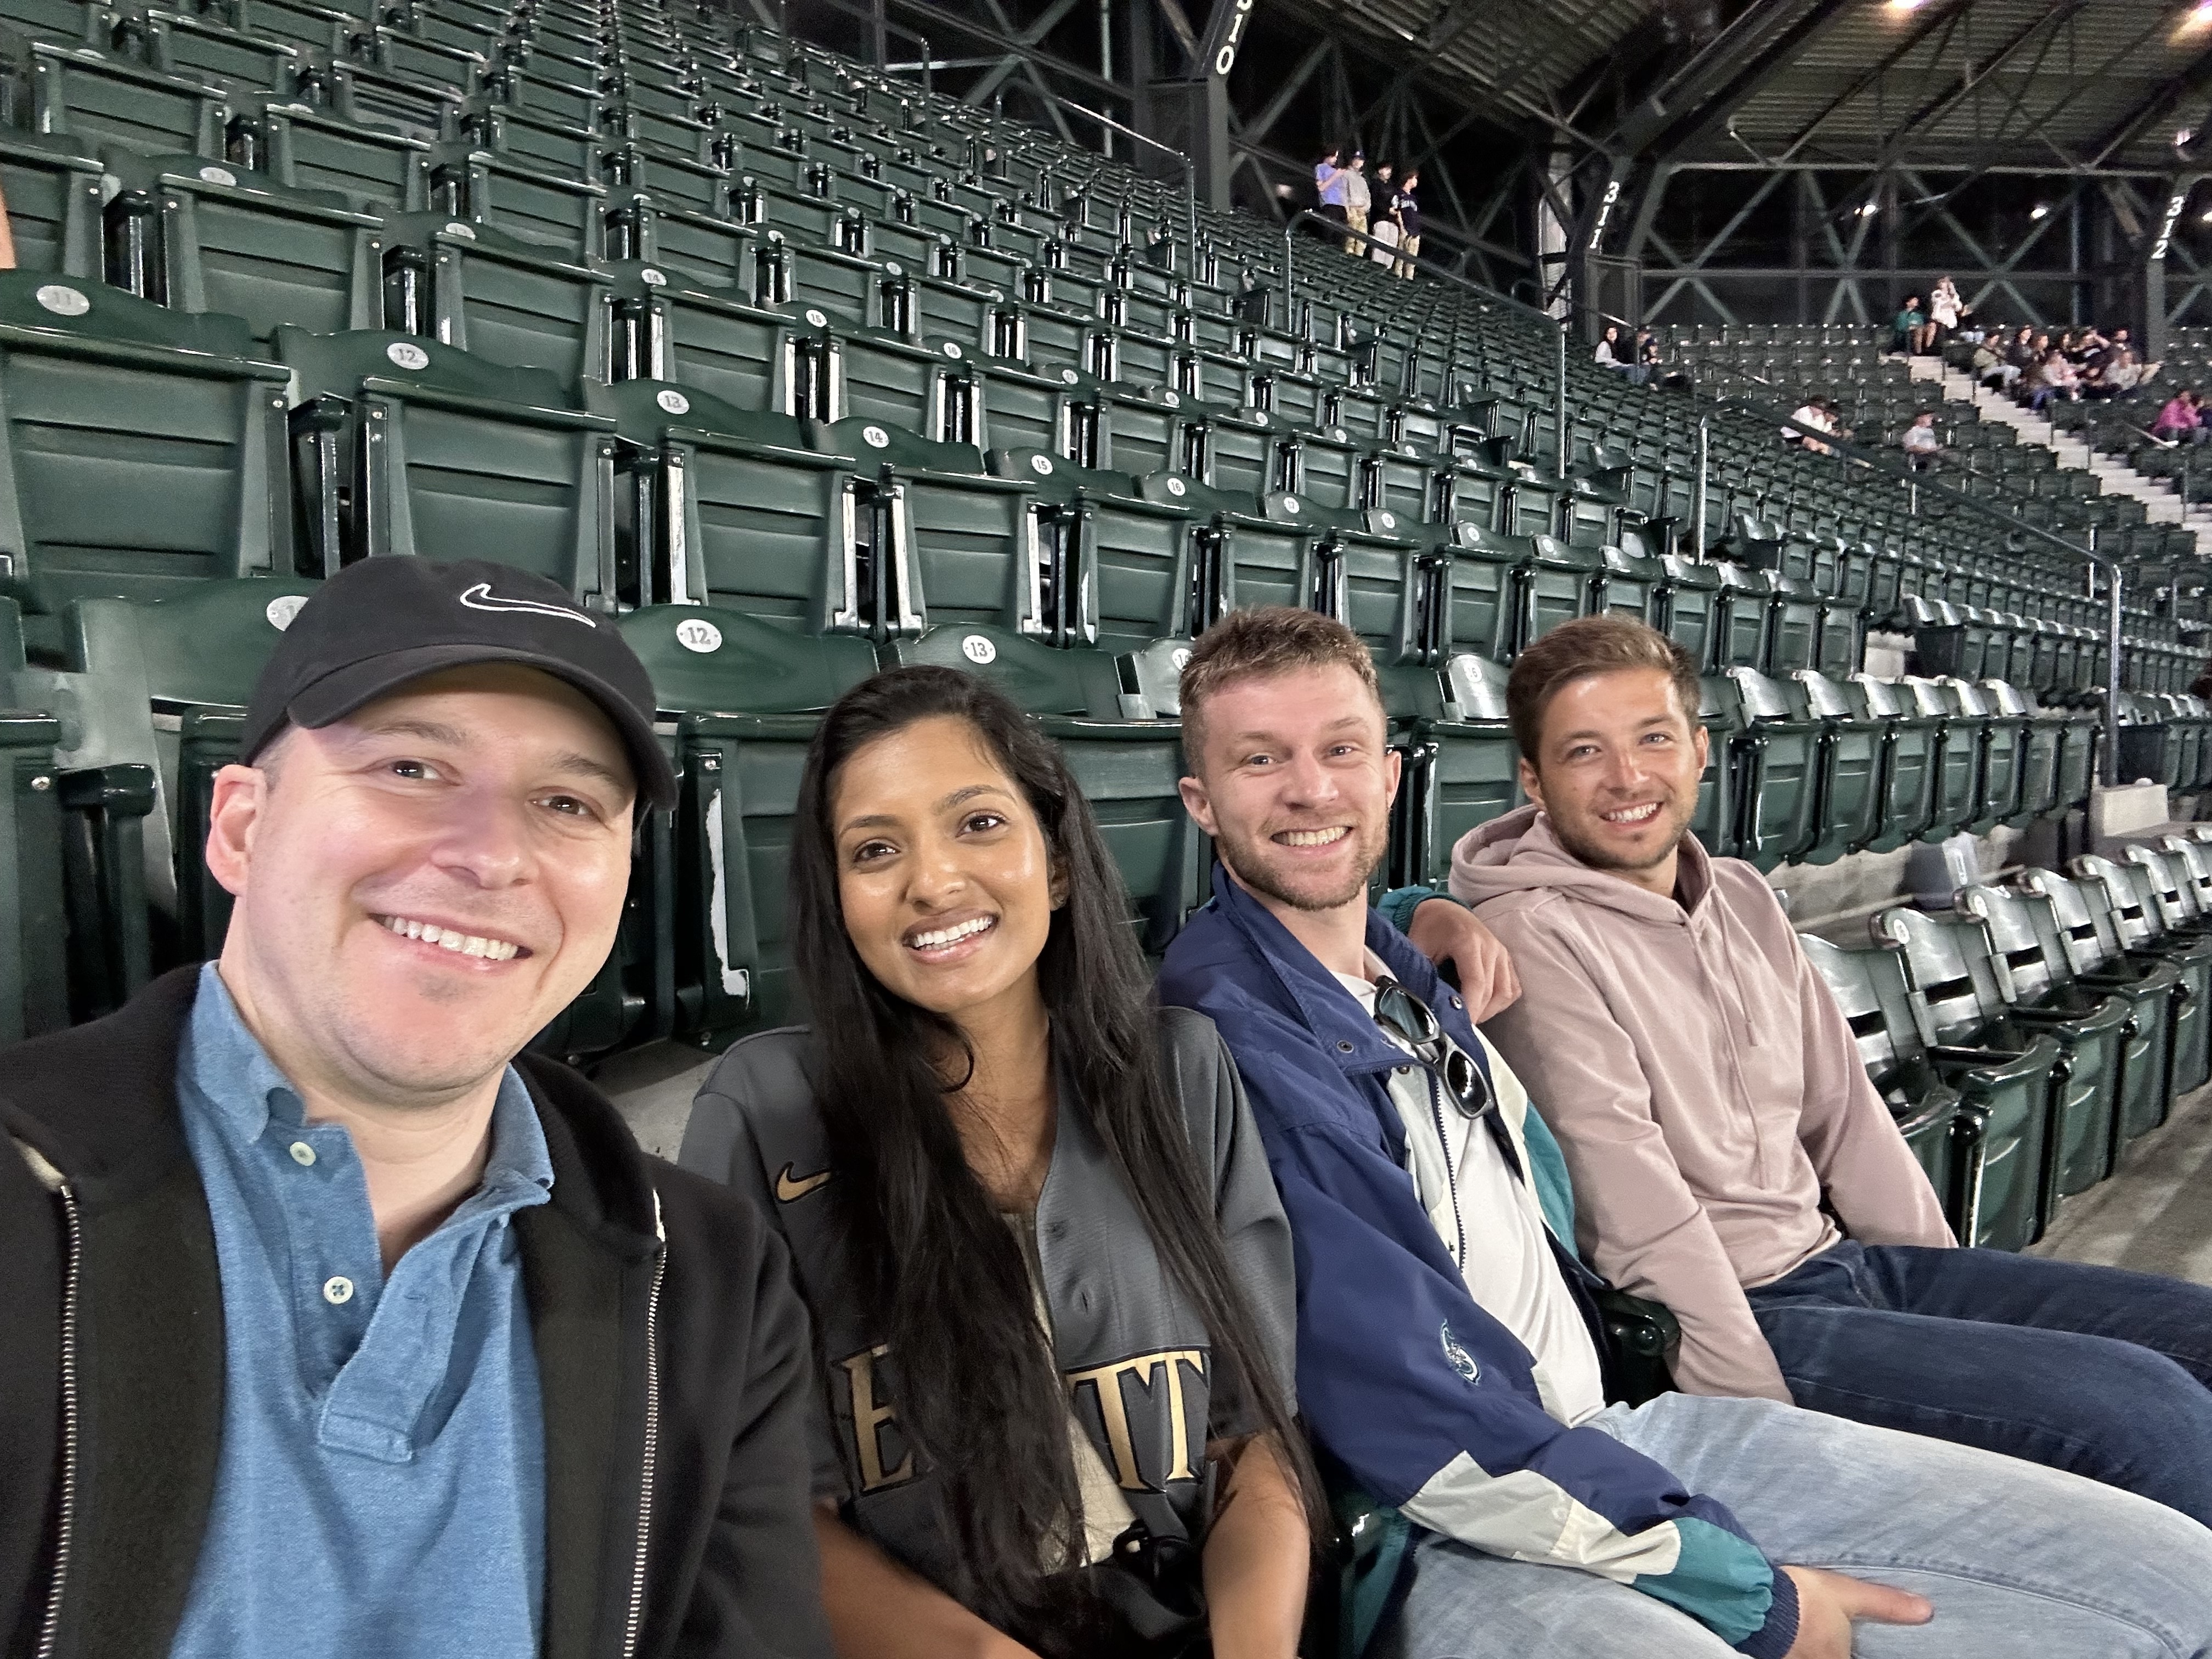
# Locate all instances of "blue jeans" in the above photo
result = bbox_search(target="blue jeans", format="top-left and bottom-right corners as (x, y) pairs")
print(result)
(1381, 1393), (2212, 1657)
(1748, 1241), (2212, 1525)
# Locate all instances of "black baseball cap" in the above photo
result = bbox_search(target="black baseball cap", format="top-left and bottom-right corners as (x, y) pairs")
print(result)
(241, 557), (679, 811)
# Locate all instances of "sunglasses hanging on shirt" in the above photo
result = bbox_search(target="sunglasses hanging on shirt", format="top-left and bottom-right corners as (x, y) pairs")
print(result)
(1371, 977), (1496, 1121)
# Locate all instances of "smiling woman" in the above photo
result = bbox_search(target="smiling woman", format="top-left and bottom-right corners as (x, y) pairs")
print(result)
(678, 666), (1321, 1659)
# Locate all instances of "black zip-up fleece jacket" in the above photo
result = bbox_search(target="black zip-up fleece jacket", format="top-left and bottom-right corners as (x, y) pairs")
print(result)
(0, 968), (835, 1659)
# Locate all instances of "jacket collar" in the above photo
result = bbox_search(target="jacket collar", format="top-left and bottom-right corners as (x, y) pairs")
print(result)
(1202, 865), (1487, 1081)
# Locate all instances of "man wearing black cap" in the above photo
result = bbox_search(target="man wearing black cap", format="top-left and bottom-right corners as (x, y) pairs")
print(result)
(0, 559), (834, 1659)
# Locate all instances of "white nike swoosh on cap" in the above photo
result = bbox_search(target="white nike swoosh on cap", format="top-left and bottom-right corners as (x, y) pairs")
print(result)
(455, 582), (598, 627)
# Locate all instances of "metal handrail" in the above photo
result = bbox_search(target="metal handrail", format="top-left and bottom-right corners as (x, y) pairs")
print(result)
(1034, 93), (1198, 279)
(775, 0), (930, 99)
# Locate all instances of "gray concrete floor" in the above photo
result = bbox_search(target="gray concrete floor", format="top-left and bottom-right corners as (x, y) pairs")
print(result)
(2030, 1081), (2212, 1285)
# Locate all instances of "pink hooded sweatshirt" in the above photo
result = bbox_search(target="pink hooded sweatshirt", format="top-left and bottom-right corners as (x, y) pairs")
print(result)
(1451, 805), (1953, 1402)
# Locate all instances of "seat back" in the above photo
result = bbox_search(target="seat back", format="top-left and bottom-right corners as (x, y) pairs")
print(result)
(1871, 906), (2005, 1047)
(278, 325), (616, 604)
(0, 272), (291, 613)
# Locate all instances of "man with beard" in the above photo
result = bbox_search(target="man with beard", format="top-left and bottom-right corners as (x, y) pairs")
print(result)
(1448, 614), (2212, 1522)
(1154, 606), (2212, 1658)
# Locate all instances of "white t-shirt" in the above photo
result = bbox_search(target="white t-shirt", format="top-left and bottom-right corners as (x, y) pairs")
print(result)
(1333, 953), (1609, 1426)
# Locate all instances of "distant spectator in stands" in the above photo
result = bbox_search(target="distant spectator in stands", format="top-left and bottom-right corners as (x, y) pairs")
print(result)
(2192, 664), (2212, 702)
(1784, 396), (1835, 454)
(1594, 324), (1632, 374)
(1314, 146), (1348, 241)
(1901, 408), (1944, 470)
(1629, 328), (1660, 387)
(1892, 295), (1924, 355)
(1392, 170), (1421, 277)
(2155, 387), (2207, 444)
(1452, 614), (2212, 1531)
(1954, 306), (1986, 345)
(2104, 346), (2146, 393)
(1927, 276), (1961, 348)
(1342, 151), (1370, 256)
(2030, 349), (2080, 411)
(1368, 161), (1401, 267)
(1973, 336), (2018, 390)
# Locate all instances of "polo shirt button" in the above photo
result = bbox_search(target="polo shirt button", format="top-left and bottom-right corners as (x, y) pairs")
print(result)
(288, 1141), (316, 1167)
(1337, 1040), (1355, 1053)
(1396, 1064), (1411, 1075)
(323, 1276), (354, 1305)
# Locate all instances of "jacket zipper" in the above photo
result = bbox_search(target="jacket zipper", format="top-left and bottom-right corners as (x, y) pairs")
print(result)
(621, 1194), (668, 1659)
(34, 1164), (81, 1659)
(1425, 1076), (1468, 1266)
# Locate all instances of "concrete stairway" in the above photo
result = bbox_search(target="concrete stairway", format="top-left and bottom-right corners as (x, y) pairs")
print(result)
(1908, 354), (2212, 539)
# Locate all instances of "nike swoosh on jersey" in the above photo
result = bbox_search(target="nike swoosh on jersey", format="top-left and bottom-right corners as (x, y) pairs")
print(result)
(776, 1163), (831, 1202)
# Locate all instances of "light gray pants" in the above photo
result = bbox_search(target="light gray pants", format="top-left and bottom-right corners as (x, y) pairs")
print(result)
(1381, 1392), (2212, 1657)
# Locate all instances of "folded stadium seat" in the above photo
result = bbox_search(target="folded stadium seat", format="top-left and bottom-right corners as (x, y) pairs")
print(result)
(1958, 882), (2153, 1198)
(0, 693), (75, 1039)
(2070, 852), (2212, 1099)
(1990, 681), (2062, 826)
(234, 0), (356, 57)
(1757, 570), (1824, 676)
(1797, 935), (1993, 1247)
(1100, 386), (1191, 478)
(126, 4), (305, 96)
(1500, 467), (1566, 543)
(986, 447), (1193, 651)
(1690, 674), (1740, 857)
(381, 211), (611, 382)
(1778, 668), (1884, 862)
(99, 150), (383, 338)
(0, 27), (228, 155)
(1387, 653), (1517, 890)
(276, 325), (616, 601)
(1282, 421), (1361, 511)
(1595, 538), (1665, 627)
(749, 225), (880, 329)
(0, 272), (294, 625)
(315, 56), (469, 139)
(1358, 443), (1446, 531)
(975, 351), (1095, 460)
(1707, 560), (1772, 672)
(606, 262), (783, 413)
(1656, 553), (1721, 670)
(1868, 907), (2069, 1250)
(587, 378), (847, 614)
(234, 95), (432, 211)
(1706, 668), (1819, 871)
(455, 91), (600, 178)
(1294, 497), (1425, 662)
(1893, 677), (1981, 843)
(611, 602), (876, 1043)
(1944, 680), (2020, 836)
(1429, 450), (1514, 534)
(481, 64), (604, 135)
(810, 413), (1034, 639)
(880, 623), (1204, 953)
(1515, 535), (1600, 652)
(0, 128), (101, 276)
(794, 318), (976, 438)
(1199, 399), (1297, 499)
(0, 0), (104, 44)
(435, 142), (606, 260)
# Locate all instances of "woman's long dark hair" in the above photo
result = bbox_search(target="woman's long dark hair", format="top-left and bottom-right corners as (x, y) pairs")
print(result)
(790, 665), (1321, 1649)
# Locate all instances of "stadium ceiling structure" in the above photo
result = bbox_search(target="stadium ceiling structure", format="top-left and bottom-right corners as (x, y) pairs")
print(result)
(770, 0), (2212, 335)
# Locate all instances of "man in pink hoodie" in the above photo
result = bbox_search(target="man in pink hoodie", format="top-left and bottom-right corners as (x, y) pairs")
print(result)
(1451, 614), (2212, 1523)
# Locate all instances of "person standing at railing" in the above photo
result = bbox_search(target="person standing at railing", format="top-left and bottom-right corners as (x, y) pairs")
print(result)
(1314, 146), (1349, 242)
(1368, 161), (1401, 267)
(1342, 151), (1371, 256)
(1393, 170), (1422, 277)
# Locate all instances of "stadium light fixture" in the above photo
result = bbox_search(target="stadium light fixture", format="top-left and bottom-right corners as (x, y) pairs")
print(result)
(2186, 0), (2212, 30)
(1889, 0), (1932, 10)
(2030, 203), (2050, 219)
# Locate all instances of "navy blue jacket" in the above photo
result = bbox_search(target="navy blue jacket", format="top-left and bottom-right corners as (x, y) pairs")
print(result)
(1158, 867), (1798, 1657)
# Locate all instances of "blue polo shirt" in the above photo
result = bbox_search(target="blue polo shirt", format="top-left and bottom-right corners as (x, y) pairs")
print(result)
(170, 963), (554, 1659)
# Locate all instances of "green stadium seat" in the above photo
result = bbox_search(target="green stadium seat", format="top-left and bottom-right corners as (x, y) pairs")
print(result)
(1707, 668), (1818, 870)
(1596, 538), (1664, 627)
(1516, 534), (1600, 651)
(133, 7), (305, 95)
(1711, 561), (1771, 671)
(101, 151), (384, 339)
(0, 0), (105, 45)
(613, 603), (877, 1043)
(881, 623), (1204, 952)
(814, 413), (1034, 639)
(1959, 881), (2152, 1197)
(437, 144), (607, 261)
(1, 27), (229, 155)
(988, 447), (1194, 651)
(586, 378), (845, 616)
(1799, 934), (1979, 1240)
(0, 272), (291, 618)
(238, 95), (433, 211)
(385, 212), (612, 382)
(0, 128), (103, 277)
(609, 262), (786, 412)
(277, 325), (616, 602)
(1657, 554), (1721, 671)
(1780, 670), (1882, 864)
(1690, 673), (1740, 856)
(1875, 905), (2114, 1248)
(1895, 678), (1980, 844)
(1393, 653), (1515, 889)
(2070, 851), (2212, 1099)
(457, 92), (600, 179)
